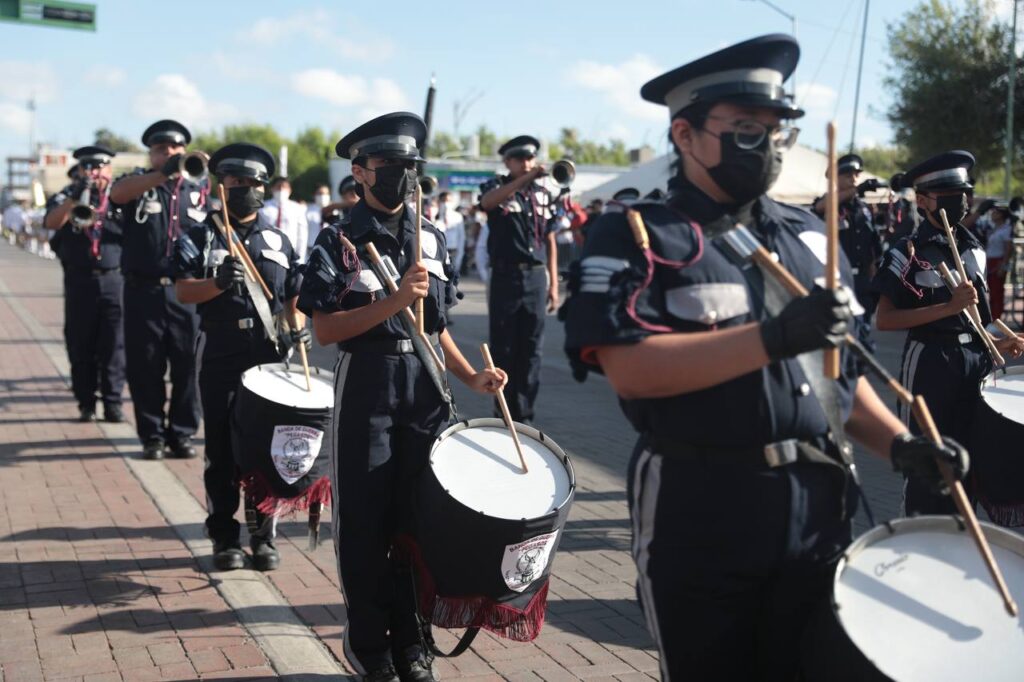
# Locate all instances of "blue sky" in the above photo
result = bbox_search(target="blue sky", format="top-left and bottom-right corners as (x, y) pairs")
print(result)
(0, 0), (1013, 164)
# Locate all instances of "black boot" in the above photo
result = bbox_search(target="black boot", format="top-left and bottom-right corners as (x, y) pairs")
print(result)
(78, 406), (95, 422)
(363, 664), (400, 682)
(395, 646), (438, 682)
(212, 540), (245, 571)
(103, 404), (124, 423)
(142, 439), (165, 460)
(167, 437), (197, 459)
(250, 538), (280, 572)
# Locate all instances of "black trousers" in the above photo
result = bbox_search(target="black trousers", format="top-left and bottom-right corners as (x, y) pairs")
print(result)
(898, 337), (990, 515)
(64, 270), (125, 411)
(199, 333), (281, 544)
(488, 266), (547, 422)
(123, 280), (200, 444)
(627, 445), (854, 681)
(330, 349), (450, 673)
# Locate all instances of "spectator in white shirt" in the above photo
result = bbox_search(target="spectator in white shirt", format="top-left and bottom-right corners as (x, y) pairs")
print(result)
(2, 199), (30, 237)
(259, 177), (309, 262)
(986, 205), (1014, 320)
(306, 183), (330, 259)
(435, 191), (466, 275)
(475, 220), (489, 283)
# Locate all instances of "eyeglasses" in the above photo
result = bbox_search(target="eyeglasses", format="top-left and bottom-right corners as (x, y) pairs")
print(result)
(701, 115), (800, 151)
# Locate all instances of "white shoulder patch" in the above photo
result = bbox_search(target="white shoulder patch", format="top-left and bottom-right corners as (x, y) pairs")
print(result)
(420, 229), (439, 259)
(349, 269), (383, 293)
(798, 231), (828, 265)
(262, 230), (283, 252)
(260, 249), (289, 269)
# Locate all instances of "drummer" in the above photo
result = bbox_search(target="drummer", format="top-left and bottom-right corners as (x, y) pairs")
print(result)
(173, 142), (310, 572)
(561, 34), (972, 679)
(299, 112), (507, 682)
(874, 151), (1024, 515)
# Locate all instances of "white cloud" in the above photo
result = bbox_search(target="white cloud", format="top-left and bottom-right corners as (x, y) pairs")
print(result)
(291, 69), (409, 116)
(0, 102), (33, 134)
(84, 65), (126, 88)
(795, 82), (839, 117)
(238, 10), (394, 60)
(133, 74), (238, 127)
(0, 61), (59, 104)
(564, 55), (664, 122)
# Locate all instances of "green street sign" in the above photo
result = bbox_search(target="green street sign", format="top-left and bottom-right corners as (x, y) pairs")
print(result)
(0, 0), (96, 31)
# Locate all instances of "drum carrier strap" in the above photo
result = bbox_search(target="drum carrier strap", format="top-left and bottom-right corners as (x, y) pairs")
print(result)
(406, 567), (480, 658)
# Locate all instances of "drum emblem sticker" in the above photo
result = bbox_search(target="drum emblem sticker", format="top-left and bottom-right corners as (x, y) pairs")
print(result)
(502, 530), (559, 592)
(270, 425), (324, 484)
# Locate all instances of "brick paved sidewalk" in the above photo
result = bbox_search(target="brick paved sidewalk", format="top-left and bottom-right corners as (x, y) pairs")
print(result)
(0, 241), (660, 681)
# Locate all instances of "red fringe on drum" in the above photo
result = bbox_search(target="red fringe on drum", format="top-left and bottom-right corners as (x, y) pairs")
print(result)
(239, 471), (332, 517)
(397, 536), (550, 642)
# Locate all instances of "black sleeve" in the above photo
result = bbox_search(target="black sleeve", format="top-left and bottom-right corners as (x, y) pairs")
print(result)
(872, 238), (918, 308)
(172, 226), (207, 280)
(297, 229), (348, 317)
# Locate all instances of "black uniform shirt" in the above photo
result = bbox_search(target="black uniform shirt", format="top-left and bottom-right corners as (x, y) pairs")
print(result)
(112, 168), (207, 277)
(812, 194), (881, 278)
(873, 219), (992, 333)
(173, 214), (301, 327)
(562, 180), (863, 450)
(297, 200), (458, 345)
(46, 184), (123, 271)
(480, 175), (556, 266)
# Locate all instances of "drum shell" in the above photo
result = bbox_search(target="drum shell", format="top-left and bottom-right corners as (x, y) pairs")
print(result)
(230, 368), (333, 500)
(969, 368), (1024, 526)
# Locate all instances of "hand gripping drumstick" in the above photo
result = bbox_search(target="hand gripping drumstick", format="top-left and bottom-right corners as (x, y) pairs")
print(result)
(994, 318), (1023, 344)
(210, 213), (273, 301)
(291, 308), (312, 392)
(936, 262), (1005, 368)
(824, 122), (841, 379)
(414, 184), (425, 336)
(480, 343), (528, 474)
(938, 208), (1004, 366)
(719, 224), (1019, 617)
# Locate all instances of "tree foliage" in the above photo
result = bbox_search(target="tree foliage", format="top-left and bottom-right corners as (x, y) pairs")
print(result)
(94, 127), (141, 153)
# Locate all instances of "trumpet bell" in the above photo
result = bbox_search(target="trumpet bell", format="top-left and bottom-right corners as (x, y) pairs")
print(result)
(552, 159), (575, 188)
(70, 203), (97, 230)
(180, 152), (209, 183)
(418, 175), (438, 197)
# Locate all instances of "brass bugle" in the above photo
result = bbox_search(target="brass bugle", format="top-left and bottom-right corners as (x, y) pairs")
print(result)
(70, 186), (96, 230)
(552, 159), (575, 188)
(179, 151), (209, 183)
(418, 175), (438, 197)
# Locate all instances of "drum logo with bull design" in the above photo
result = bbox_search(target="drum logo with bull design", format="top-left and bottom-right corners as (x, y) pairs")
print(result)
(270, 425), (324, 484)
(502, 530), (559, 592)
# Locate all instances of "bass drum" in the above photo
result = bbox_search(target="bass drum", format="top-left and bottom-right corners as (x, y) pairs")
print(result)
(970, 365), (1024, 527)
(407, 418), (575, 643)
(802, 516), (1024, 681)
(231, 363), (334, 515)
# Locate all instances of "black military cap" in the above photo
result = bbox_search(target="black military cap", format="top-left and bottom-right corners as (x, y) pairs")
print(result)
(499, 135), (541, 159)
(338, 175), (358, 195)
(141, 119), (191, 147)
(612, 187), (641, 201)
(644, 188), (666, 201)
(903, 150), (975, 192)
(336, 112), (426, 161)
(641, 34), (803, 119)
(73, 144), (115, 167)
(209, 143), (276, 183)
(66, 163), (80, 179)
(837, 153), (863, 175)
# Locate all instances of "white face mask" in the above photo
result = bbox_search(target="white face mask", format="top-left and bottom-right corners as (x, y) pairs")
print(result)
(274, 188), (291, 202)
(316, 193), (330, 207)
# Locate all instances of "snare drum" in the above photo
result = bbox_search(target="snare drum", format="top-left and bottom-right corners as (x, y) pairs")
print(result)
(406, 418), (575, 642)
(970, 365), (1024, 527)
(803, 516), (1024, 681)
(231, 363), (334, 516)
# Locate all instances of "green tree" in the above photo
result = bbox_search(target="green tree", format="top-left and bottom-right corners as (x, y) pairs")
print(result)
(94, 127), (141, 153)
(426, 131), (463, 158)
(858, 145), (908, 182)
(884, 0), (1023, 182)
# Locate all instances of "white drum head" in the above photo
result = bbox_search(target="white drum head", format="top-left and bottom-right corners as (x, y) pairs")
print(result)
(834, 517), (1024, 681)
(239, 363), (334, 409)
(980, 365), (1024, 423)
(430, 419), (574, 521)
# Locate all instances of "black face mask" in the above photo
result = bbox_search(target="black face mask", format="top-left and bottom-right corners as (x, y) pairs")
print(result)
(369, 164), (416, 209)
(226, 185), (265, 217)
(921, 192), (968, 225)
(703, 133), (782, 206)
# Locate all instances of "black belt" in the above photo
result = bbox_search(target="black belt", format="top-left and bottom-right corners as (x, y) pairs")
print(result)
(340, 333), (440, 355)
(908, 329), (980, 346)
(125, 272), (173, 287)
(491, 261), (543, 274)
(645, 436), (838, 472)
(68, 266), (120, 277)
(202, 317), (257, 331)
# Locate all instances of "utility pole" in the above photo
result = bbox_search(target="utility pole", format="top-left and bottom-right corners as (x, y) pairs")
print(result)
(1006, 0), (1019, 200)
(452, 87), (484, 143)
(850, 0), (871, 153)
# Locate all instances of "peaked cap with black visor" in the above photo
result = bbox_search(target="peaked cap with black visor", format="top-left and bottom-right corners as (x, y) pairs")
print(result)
(141, 119), (191, 148)
(900, 150), (975, 193)
(499, 135), (541, 159)
(335, 112), (426, 162)
(640, 33), (804, 120)
(73, 144), (116, 168)
(208, 143), (276, 184)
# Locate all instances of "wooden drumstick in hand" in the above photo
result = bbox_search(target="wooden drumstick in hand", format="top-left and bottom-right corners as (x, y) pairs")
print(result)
(824, 122), (841, 379)
(414, 184), (425, 336)
(480, 343), (528, 474)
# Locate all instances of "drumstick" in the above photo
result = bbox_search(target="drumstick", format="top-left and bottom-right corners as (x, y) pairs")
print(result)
(936, 262), (1005, 366)
(414, 184), (425, 336)
(910, 396), (1018, 617)
(291, 308), (312, 392)
(937, 209), (1004, 366)
(480, 343), (528, 474)
(211, 214), (273, 301)
(995, 318), (1021, 341)
(824, 122), (840, 379)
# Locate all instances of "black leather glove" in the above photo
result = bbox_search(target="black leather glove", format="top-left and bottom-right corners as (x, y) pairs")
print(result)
(160, 154), (183, 178)
(856, 178), (887, 196)
(760, 287), (852, 361)
(290, 327), (312, 352)
(69, 178), (89, 200)
(214, 256), (245, 291)
(890, 432), (970, 493)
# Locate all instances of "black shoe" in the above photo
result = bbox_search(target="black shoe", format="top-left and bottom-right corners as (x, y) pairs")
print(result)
(142, 439), (164, 460)
(103, 404), (124, 423)
(250, 539), (280, 572)
(78, 407), (95, 422)
(212, 540), (245, 571)
(395, 646), (438, 682)
(363, 664), (400, 682)
(167, 437), (197, 459)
